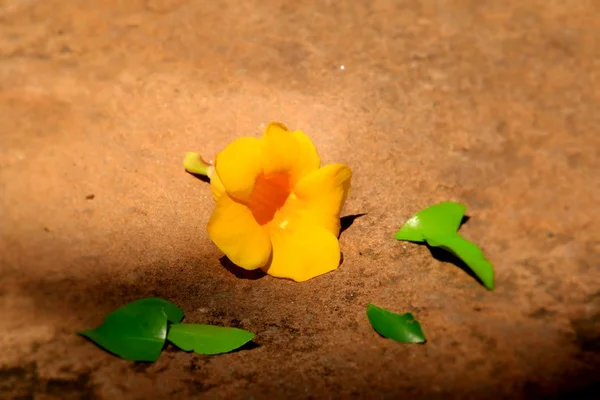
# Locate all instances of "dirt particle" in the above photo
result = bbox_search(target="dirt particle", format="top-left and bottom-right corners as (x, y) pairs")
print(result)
(43, 372), (96, 399)
(30, 341), (43, 353)
(344, 291), (357, 301)
(85, 194), (95, 200)
(131, 362), (152, 373)
(163, 343), (180, 353)
(0, 363), (37, 398)
(470, 328), (498, 349)
(187, 357), (201, 372)
(184, 379), (216, 394)
(528, 307), (557, 319)
(523, 380), (541, 397)
(571, 314), (600, 352)
(0, 362), (96, 399)
(466, 358), (486, 371)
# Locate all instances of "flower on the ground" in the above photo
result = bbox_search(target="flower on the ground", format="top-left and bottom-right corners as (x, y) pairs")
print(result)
(184, 122), (352, 282)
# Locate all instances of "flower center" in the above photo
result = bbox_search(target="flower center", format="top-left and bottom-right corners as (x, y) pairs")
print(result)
(249, 172), (291, 225)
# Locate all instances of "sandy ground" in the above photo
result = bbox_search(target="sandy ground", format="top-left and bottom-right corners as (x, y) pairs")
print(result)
(1, 0), (599, 398)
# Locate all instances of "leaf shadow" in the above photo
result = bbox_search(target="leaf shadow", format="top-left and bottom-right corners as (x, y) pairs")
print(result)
(340, 213), (367, 235)
(370, 330), (427, 344)
(186, 171), (210, 184)
(219, 256), (266, 280)
(421, 244), (485, 288)
(230, 340), (260, 353)
(163, 340), (259, 356)
(217, 214), (363, 277)
(412, 214), (484, 287)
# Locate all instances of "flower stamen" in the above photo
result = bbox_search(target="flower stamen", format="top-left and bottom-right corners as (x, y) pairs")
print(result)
(249, 172), (291, 225)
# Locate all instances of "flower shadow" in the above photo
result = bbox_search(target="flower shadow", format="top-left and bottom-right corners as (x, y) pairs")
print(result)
(219, 256), (267, 280)
(340, 213), (367, 235)
(215, 213), (365, 279)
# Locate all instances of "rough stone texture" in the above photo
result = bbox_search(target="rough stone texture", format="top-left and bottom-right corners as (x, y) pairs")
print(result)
(1, 0), (599, 398)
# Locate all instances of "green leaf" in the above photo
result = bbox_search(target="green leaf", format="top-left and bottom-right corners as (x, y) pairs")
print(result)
(394, 201), (494, 290)
(427, 234), (495, 290)
(78, 297), (183, 362)
(394, 201), (466, 242)
(167, 324), (256, 355)
(128, 297), (184, 324)
(367, 304), (426, 344)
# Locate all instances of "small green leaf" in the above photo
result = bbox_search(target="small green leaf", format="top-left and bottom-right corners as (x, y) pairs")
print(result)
(394, 201), (466, 242)
(167, 324), (255, 355)
(367, 304), (426, 344)
(78, 297), (183, 362)
(395, 201), (494, 290)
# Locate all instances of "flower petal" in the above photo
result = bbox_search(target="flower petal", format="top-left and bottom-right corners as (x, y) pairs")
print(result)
(215, 137), (262, 200)
(290, 128), (321, 171)
(207, 193), (272, 270)
(261, 122), (320, 186)
(265, 222), (340, 282)
(281, 164), (352, 237)
(210, 171), (226, 202)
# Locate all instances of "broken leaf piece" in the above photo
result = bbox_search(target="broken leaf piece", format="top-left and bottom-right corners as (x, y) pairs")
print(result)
(394, 201), (495, 290)
(367, 303), (426, 344)
(167, 324), (255, 355)
(78, 297), (182, 362)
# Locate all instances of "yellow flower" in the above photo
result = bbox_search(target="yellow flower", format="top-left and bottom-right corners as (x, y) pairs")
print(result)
(185, 122), (352, 282)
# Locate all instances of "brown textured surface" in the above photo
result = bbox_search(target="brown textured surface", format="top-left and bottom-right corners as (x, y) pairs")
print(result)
(1, 0), (599, 398)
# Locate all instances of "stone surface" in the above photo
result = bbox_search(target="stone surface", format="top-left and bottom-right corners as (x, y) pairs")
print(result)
(1, 0), (599, 398)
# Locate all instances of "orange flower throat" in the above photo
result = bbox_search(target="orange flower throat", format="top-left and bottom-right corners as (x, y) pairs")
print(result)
(248, 172), (291, 225)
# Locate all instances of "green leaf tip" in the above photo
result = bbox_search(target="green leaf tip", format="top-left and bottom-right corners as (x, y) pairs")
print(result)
(367, 303), (426, 344)
(395, 201), (495, 291)
(78, 297), (184, 362)
(167, 324), (256, 355)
